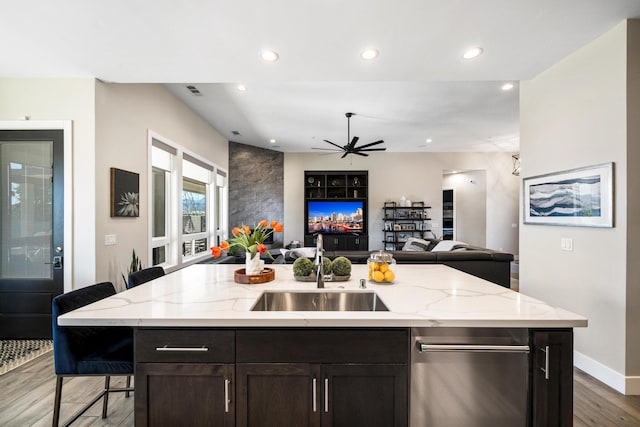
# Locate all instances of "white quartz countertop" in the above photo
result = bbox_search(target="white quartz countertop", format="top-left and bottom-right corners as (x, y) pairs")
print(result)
(58, 264), (587, 328)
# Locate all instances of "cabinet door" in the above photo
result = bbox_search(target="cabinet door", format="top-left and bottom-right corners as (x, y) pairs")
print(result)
(135, 363), (234, 427)
(531, 329), (573, 427)
(321, 364), (407, 427)
(236, 363), (321, 427)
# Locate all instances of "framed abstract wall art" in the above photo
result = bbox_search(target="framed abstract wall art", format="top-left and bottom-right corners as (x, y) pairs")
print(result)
(110, 167), (139, 217)
(523, 162), (613, 227)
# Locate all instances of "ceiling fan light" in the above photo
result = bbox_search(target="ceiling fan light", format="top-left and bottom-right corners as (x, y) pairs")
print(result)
(462, 47), (483, 60)
(360, 48), (379, 61)
(261, 50), (279, 62)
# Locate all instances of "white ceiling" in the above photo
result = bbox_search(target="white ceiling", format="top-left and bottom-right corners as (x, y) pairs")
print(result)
(2, 1), (640, 153)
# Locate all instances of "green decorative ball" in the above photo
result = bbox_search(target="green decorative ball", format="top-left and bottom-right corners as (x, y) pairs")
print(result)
(331, 256), (352, 276)
(293, 257), (314, 276)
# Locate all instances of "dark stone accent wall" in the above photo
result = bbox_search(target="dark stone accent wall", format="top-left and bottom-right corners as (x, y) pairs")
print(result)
(229, 142), (284, 245)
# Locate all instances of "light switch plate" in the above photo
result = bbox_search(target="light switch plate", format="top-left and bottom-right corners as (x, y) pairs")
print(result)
(105, 234), (117, 245)
(561, 237), (573, 251)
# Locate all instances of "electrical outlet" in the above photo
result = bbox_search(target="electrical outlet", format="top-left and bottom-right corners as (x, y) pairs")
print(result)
(105, 234), (117, 245)
(560, 237), (573, 251)
(431, 222), (439, 228)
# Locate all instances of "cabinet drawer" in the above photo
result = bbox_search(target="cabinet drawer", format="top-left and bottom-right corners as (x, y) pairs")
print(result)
(136, 329), (235, 363)
(237, 328), (409, 364)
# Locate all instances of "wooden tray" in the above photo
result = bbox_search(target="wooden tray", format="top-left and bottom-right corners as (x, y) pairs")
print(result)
(234, 267), (275, 284)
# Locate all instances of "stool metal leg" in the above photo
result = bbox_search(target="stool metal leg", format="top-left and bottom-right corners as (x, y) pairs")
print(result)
(52, 376), (63, 427)
(101, 376), (110, 418)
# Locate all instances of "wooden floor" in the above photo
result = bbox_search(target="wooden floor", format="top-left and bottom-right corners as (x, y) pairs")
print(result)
(1, 352), (639, 426)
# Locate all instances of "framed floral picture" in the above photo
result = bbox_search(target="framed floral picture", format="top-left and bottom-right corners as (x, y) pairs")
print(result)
(523, 162), (613, 227)
(110, 168), (139, 217)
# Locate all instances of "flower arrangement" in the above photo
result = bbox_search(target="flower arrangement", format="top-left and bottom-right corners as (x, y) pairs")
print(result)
(210, 220), (284, 260)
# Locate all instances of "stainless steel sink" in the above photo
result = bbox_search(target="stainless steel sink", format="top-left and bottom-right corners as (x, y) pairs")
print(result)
(251, 291), (389, 312)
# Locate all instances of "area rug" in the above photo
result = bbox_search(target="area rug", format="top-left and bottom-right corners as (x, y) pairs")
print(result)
(0, 340), (52, 375)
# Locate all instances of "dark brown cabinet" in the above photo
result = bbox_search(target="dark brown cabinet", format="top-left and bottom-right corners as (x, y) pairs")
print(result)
(236, 328), (408, 427)
(136, 363), (234, 427)
(322, 364), (407, 427)
(236, 363), (321, 427)
(236, 363), (406, 427)
(134, 329), (236, 427)
(531, 329), (574, 427)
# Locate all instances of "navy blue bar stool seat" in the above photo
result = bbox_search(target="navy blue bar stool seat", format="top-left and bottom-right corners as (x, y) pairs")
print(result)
(51, 282), (133, 426)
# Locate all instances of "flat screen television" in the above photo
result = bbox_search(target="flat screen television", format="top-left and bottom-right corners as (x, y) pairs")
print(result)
(306, 200), (366, 234)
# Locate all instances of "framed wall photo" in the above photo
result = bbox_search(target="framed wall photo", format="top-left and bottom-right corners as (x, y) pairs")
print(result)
(110, 168), (140, 217)
(523, 162), (613, 227)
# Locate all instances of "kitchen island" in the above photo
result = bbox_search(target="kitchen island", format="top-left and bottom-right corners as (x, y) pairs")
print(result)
(59, 264), (587, 426)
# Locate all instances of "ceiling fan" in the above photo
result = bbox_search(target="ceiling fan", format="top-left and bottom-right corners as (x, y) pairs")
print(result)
(313, 112), (386, 158)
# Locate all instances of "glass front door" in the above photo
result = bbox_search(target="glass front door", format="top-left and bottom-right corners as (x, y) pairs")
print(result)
(0, 129), (64, 338)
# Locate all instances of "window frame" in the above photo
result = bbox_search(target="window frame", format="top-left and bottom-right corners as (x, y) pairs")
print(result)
(148, 130), (227, 271)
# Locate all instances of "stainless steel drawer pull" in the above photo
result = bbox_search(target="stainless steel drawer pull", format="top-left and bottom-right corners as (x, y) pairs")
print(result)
(324, 378), (329, 413)
(417, 343), (530, 354)
(312, 377), (317, 412)
(540, 345), (550, 380)
(155, 345), (209, 352)
(224, 379), (230, 413)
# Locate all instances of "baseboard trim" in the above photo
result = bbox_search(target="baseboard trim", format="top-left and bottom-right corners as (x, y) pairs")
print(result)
(574, 351), (640, 395)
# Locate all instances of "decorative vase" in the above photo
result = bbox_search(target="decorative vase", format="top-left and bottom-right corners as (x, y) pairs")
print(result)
(245, 252), (261, 275)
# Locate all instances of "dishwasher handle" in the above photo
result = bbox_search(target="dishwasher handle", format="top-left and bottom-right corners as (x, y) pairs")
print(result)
(417, 342), (530, 354)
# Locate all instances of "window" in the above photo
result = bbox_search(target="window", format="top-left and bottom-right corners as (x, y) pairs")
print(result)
(151, 141), (175, 266)
(149, 131), (227, 270)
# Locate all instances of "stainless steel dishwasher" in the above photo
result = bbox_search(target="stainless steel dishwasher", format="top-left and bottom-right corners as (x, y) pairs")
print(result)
(410, 327), (530, 426)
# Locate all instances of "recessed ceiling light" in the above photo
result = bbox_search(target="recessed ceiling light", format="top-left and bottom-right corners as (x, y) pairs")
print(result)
(462, 47), (483, 60)
(237, 84), (247, 92)
(360, 48), (379, 61)
(269, 139), (276, 144)
(426, 138), (433, 143)
(261, 50), (279, 62)
(501, 82), (515, 91)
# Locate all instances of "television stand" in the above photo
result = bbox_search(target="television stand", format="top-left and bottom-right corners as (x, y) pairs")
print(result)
(303, 234), (368, 251)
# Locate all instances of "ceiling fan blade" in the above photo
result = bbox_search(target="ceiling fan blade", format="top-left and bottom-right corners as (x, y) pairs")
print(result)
(353, 139), (385, 150)
(347, 136), (359, 151)
(312, 147), (343, 151)
(353, 151), (369, 157)
(341, 151), (349, 159)
(323, 139), (345, 150)
(359, 148), (387, 152)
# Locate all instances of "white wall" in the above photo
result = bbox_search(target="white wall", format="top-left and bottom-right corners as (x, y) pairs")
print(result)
(0, 78), (97, 290)
(95, 82), (229, 288)
(520, 20), (640, 393)
(443, 170), (487, 247)
(283, 151), (518, 253)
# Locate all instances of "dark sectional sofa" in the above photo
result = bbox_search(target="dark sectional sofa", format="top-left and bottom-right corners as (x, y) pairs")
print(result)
(206, 242), (514, 288)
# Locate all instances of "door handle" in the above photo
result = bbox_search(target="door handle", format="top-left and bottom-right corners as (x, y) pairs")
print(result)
(417, 343), (530, 353)
(312, 377), (317, 412)
(540, 345), (550, 380)
(324, 378), (329, 413)
(224, 378), (231, 413)
(45, 256), (63, 269)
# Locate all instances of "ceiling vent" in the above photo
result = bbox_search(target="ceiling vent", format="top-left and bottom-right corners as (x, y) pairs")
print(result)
(186, 85), (202, 96)
(231, 130), (241, 136)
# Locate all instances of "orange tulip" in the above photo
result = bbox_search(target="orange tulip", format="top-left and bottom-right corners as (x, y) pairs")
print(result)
(243, 225), (251, 235)
(232, 227), (241, 236)
(270, 220), (278, 228)
(210, 246), (222, 258)
(258, 220), (267, 228)
(257, 243), (267, 254)
(220, 241), (230, 251)
(274, 223), (283, 233)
